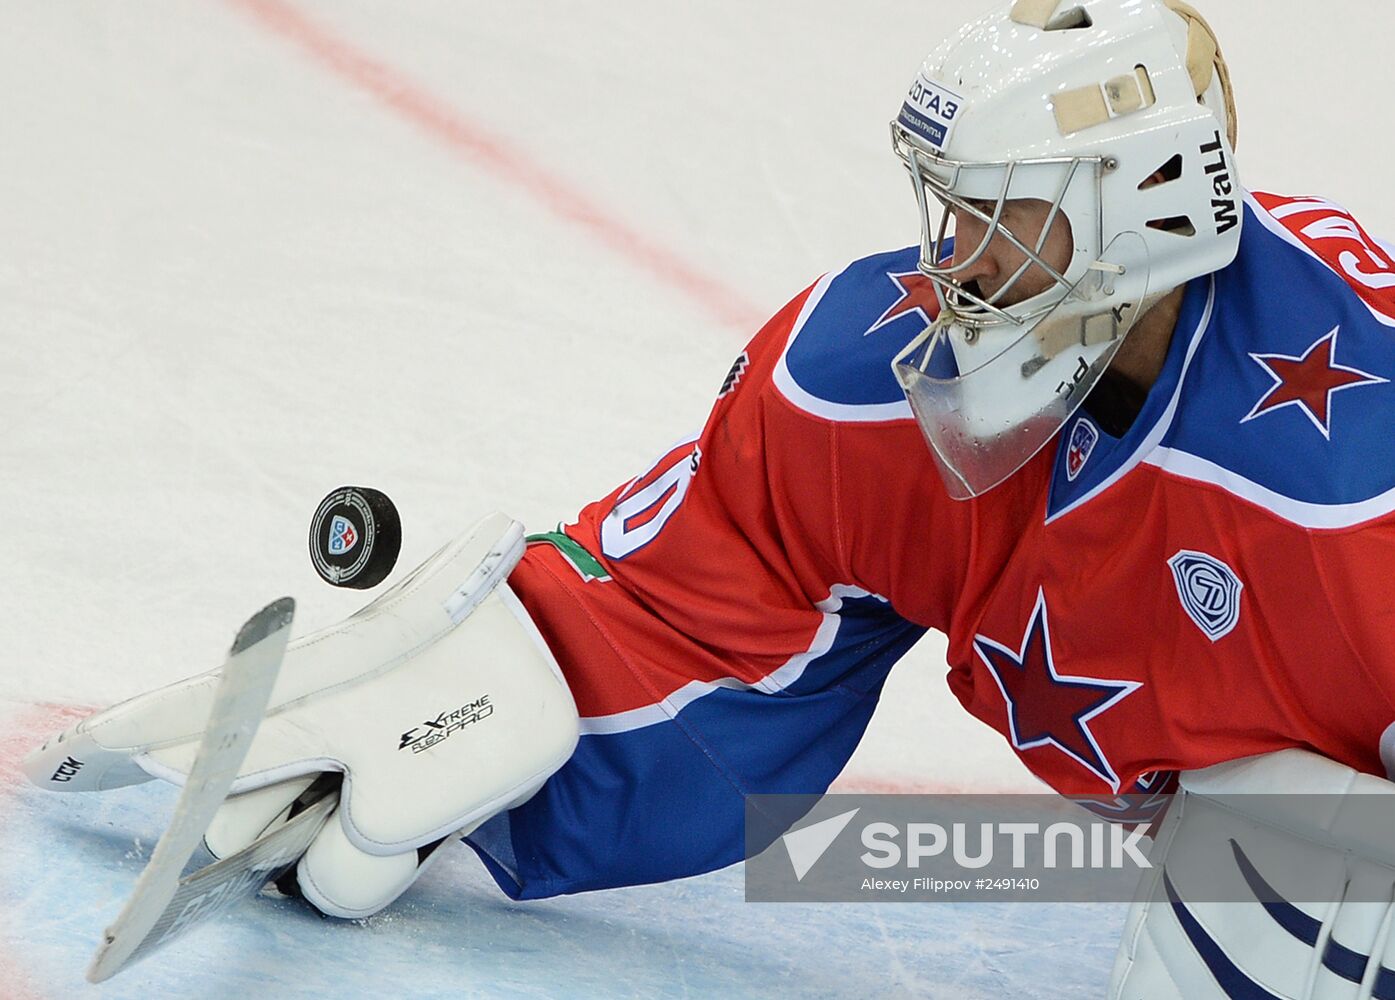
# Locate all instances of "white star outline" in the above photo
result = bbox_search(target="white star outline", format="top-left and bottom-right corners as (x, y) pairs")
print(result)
(972, 589), (1143, 793)
(1240, 325), (1388, 440)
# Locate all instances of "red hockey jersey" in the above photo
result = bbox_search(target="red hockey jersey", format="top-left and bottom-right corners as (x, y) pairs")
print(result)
(475, 192), (1395, 898)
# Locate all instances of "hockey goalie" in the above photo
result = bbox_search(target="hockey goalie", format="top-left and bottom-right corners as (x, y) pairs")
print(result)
(25, 0), (1395, 995)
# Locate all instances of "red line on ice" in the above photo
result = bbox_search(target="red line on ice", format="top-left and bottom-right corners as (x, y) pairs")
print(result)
(0, 702), (93, 1000)
(221, 0), (768, 333)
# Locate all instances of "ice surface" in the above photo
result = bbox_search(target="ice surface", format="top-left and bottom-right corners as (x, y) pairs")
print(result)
(2, 0), (1390, 995)
(0, 714), (1124, 998)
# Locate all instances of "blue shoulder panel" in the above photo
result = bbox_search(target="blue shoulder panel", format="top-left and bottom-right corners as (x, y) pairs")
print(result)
(779, 246), (932, 414)
(1160, 204), (1395, 511)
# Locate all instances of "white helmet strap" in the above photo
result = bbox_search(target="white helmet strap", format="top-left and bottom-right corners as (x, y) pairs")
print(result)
(1011, 0), (1236, 150)
(1009, 0), (1090, 31)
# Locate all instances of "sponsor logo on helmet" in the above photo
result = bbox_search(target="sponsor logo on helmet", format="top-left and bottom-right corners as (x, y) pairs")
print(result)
(328, 514), (358, 555)
(1066, 417), (1099, 482)
(1200, 131), (1239, 236)
(1168, 550), (1243, 642)
(898, 72), (964, 151)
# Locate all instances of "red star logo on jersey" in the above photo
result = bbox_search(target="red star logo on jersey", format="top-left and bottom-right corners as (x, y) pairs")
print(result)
(1241, 326), (1387, 439)
(864, 270), (942, 335)
(973, 590), (1141, 792)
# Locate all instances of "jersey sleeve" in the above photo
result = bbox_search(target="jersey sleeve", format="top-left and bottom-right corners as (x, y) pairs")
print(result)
(465, 280), (931, 899)
(567, 282), (910, 684)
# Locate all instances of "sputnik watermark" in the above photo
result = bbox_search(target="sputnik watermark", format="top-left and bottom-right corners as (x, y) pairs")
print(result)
(744, 794), (1160, 903)
(749, 792), (1395, 904)
(858, 820), (1151, 870)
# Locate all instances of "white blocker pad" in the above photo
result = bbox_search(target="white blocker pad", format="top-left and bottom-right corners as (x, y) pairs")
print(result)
(25, 512), (580, 862)
(1109, 749), (1395, 1000)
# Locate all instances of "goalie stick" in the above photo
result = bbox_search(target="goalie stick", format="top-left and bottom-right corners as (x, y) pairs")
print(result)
(87, 596), (337, 983)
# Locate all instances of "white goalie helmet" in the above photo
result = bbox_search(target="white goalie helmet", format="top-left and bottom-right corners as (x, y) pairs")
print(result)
(891, 0), (1242, 499)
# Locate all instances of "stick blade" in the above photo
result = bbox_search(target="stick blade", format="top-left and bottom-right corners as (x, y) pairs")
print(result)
(106, 790), (337, 978)
(87, 597), (296, 983)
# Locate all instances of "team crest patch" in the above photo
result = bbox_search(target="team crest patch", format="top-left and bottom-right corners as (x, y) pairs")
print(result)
(1065, 417), (1099, 482)
(328, 514), (359, 555)
(1168, 550), (1243, 642)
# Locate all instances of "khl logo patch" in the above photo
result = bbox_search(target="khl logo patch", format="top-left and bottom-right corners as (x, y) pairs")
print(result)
(328, 514), (358, 555)
(1168, 550), (1243, 642)
(1066, 417), (1099, 482)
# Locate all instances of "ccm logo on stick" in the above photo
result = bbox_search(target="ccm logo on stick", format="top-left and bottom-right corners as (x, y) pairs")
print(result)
(50, 756), (85, 782)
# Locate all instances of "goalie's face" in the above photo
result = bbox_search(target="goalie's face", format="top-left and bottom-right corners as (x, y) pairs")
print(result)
(892, 154), (1153, 501)
(949, 197), (1076, 310)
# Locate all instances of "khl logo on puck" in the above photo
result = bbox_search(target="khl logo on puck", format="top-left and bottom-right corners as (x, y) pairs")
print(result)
(328, 515), (359, 555)
(309, 485), (402, 590)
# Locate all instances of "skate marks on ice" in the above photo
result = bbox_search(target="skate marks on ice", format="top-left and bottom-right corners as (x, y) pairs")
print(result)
(0, 701), (1120, 1000)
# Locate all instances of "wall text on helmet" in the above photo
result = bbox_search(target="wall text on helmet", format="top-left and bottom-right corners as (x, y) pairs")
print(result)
(1201, 131), (1239, 235)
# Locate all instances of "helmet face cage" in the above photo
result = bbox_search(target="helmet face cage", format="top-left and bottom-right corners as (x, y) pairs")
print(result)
(893, 229), (1151, 500)
(888, 120), (1151, 499)
(892, 120), (1107, 339)
(882, 0), (1245, 500)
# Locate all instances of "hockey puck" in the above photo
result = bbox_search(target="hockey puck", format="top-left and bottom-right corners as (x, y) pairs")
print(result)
(308, 486), (401, 589)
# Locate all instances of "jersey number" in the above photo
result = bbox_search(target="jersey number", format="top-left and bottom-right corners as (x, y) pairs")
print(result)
(600, 439), (702, 560)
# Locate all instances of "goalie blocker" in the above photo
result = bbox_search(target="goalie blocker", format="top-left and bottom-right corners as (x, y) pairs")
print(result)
(23, 513), (580, 919)
(1112, 748), (1395, 1000)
